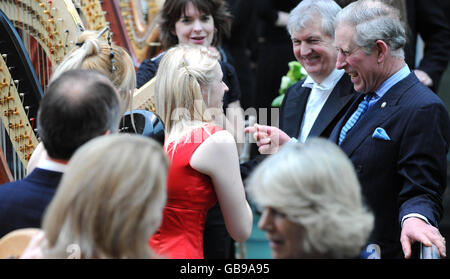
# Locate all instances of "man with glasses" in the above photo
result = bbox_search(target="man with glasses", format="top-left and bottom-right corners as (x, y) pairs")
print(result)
(330, 0), (450, 259)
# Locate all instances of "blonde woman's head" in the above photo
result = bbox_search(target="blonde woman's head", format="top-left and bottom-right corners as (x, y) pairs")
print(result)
(247, 138), (374, 259)
(42, 134), (168, 259)
(154, 44), (224, 133)
(51, 30), (136, 113)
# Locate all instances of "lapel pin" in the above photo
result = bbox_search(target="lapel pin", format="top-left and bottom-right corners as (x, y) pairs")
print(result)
(381, 102), (387, 108)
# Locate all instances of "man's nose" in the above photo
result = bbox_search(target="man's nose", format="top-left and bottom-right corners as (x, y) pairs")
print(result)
(300, 43), (311, 56)
(336, 51), (347, 70)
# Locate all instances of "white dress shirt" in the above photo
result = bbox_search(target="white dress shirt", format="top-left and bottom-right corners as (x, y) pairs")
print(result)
(36, 154), (67, 173)
(297, 68), (345, 142)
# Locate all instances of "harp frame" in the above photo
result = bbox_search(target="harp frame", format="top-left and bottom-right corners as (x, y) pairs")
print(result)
(132, 76), (156, 112)
(76, 0), (108, 31)
(0, 0), (85, 68)
(119, 0), (164, 64)
(0, 9), (44, 177)
(0, 1), (85, 180)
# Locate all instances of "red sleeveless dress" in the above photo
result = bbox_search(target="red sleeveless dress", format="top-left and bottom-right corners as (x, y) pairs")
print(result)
(150, 124), (222, 259)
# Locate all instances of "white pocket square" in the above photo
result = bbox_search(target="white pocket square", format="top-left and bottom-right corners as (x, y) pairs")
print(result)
(372, 127), (391, 141)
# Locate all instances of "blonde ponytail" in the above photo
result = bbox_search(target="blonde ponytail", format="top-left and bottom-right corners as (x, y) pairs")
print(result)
(50, 30), (136, 113)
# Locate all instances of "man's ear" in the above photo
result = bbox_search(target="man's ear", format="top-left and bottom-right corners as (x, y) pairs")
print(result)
(375, 40), (388, 63)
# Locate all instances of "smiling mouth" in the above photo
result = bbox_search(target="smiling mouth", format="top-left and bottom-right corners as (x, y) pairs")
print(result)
(268, 238), (284, 249)
(302, 56), (320, 63)
(348, 72), (358, 78)
(191, 36), (206, 41)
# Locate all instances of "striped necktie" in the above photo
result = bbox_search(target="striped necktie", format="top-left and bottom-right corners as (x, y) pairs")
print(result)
(339, 94), (373, 145)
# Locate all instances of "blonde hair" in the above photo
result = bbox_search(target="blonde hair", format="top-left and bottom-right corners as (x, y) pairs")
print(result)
(247, 138), (374, 258)
(42, 134), (168, 259)
(154, 44), (220, 135)
(50, 30), (136, 114)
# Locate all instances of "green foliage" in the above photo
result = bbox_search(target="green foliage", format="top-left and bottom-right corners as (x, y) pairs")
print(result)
(271, 61), (307, 107)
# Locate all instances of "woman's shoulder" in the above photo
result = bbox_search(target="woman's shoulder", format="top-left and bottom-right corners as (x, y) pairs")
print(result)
(185, 124), (230, 144)
(166, 123), (228, 147)
(203, 123), (224, 134)
(200, 125), (235, 146)
(190, 127), (237, 174)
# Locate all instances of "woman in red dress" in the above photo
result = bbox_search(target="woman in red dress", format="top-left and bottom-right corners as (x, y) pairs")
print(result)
(150, 44), (252, 259)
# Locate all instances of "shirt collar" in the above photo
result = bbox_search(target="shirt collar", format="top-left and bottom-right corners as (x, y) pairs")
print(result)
(374, 64), (410, 99)
(36, 157), (67, 173)
(302, 75), (315, 88)
(302, 68), (345, 91)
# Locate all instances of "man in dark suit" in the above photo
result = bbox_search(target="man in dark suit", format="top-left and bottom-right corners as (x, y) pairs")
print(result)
(331, 0), (450, 258)
(0, 69), (122, 237)
(245, 0), (357, 155)
(279, 72), (355, 142)
(404, 0), (450, 92)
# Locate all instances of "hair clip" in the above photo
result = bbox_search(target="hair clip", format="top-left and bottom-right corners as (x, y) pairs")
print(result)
(97, 26), (109, 38)
(98, 26), (116, 72)
(107, 30), (116, 72)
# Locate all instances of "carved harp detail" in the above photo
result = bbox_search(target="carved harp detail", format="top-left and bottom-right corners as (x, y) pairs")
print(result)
(0, 1), (84, 180)
(76, 0), (108, 31)
(0, 0), (84, 68)
(0, 54), (39, 167)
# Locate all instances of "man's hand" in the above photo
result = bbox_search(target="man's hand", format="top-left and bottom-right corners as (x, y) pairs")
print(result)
(413, 69), (433, 87)
(400, 217), (446, 258)
(244, 124), (291, 154)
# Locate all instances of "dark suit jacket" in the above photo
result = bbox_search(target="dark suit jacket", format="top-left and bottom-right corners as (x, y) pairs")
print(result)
(0, 168), (63, 237)
(240, 73), (357, 181)
(280, 73), (358, 139)
(405, 0), (450, 91)
(329, 72), (450, 258)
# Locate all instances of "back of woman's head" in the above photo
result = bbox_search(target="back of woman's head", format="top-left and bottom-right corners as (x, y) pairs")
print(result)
(42, 134), (168, 259)
(159, 0), (232, 49)
(155, 44), (220, 133)
(50, 30), (136, 112)
(247, 138), (374, 258)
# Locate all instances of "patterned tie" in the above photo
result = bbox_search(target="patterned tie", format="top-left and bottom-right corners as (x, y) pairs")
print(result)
(339, 94), (373, 145)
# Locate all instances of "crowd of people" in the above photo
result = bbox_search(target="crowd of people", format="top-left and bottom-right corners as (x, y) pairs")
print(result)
(0, 0), (449, 260)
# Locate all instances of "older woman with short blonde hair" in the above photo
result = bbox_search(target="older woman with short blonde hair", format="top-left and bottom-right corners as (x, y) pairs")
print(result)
(247, 138), (374, 259)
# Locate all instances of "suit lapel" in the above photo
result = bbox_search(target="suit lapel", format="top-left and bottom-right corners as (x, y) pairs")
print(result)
(308, 74), (355, 138)
(340, 73), (418, 156)
(282, 86), (311, 137)
(341, 105), (397, 157)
